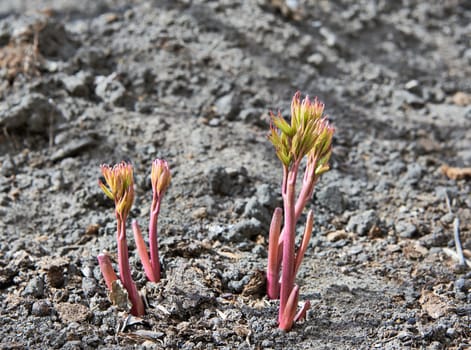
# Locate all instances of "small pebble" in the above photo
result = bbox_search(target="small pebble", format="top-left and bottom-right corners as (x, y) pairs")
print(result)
(31, 300), (52, 317)
(22, 276), (45, 298)
(396, 221), (417, 238)
(346, 210), (379, 236)
(191, 207), (208, 219)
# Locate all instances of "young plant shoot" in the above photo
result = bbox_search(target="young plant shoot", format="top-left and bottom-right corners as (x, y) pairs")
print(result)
(267, 91), (334, 331)
(132, 159), (171, 283)
(98, 161), (145, 316)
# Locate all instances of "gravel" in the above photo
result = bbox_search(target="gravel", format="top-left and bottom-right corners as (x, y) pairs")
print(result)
(0, 1), (470, 349)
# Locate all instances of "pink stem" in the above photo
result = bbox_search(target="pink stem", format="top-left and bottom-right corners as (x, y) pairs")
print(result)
(149, 197), (161, 282)
(277, 166), (289, 244)
(279, 166), (298, 324)
(97, 253), (118, 291)
(117, 217), (145, 316)
(279, 284), (299, 331)
(294, 185), (313, 222)
(294, 210), (314, 276)
(267, 207), (282, 299)
(294, 162), (317, 222)
(132, 220), (157, 282)
(293, 300), (311, 323)
(277, 165), (316, 254)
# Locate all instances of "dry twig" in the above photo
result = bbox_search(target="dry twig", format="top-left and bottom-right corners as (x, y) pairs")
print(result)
(444, 192), (467, 268)
(441, 165), (471, 180)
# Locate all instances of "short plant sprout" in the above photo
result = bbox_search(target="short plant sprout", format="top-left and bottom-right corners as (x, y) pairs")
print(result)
(97, 159), (171, 316)
(267, 91), (334, 331)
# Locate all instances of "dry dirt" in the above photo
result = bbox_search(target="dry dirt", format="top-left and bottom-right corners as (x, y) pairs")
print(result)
(0, 1), (470, 349)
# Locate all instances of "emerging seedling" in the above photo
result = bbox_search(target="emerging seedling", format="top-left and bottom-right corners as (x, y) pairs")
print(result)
(132, 159), (171, 282)
(267, 91), (334, 331)
(97, 159), (171, 315)
(98, 161), (145, 316)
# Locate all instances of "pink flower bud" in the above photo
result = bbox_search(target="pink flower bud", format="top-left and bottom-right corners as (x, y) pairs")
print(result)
(151, 159), (171, 196)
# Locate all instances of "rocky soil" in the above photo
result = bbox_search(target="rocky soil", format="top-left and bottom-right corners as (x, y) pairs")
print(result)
(0, 0), (470, 349)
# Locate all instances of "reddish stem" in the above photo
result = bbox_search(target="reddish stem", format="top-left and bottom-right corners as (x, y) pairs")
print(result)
(97, 253), (118, 291)
(294, 210), (314, 276)
(117, 217), (145, 316)
(279, 167), (298, 324)
(267, 207), (282, 299)
(279, 284), (299, 331)
(277, 164), (316, 256)
(293, 299), (311, 323)
(132, 220), (157, 282)
(294, 162), (317, 221)
(149, 196), (162, 282)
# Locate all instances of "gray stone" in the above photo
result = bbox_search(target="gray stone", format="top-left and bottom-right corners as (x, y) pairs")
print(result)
(37, 20), (77, 59)
(0, 93), (63, 133)
(214, 93), (241, 121)
(243, 197), (271, 224)
(62, 71), (92, 97)
(0, 155), (15, 176)
(207, 166), (248, 196)
(261, 339), (274, 348)
(251, 244), (266, 257)
(392, 90), (424, 108)
(457, 148), (471, 164)
(82, 277), (98, 297)
(427, 341), (444, 350)
(317, 184), (347, 214)
(440, 212), (454, 224)
(346, 210), (379, 236)
(385, 159), (406, 177)
(31, 300), (52, 317)
(434, 186), (458, 201)
(255, 184), (278, 207)
(239, 107), (262, 123)
(62, 341), (83, 349)
(375, 179), (392, 191)
(230, 218), (263, 241)
(94, 73), (131, 107)
(454, 278), (470, 293)
(232, 198), (246, 215)
(50, 170), (65, 191)
(74, 47), (109, 70)
(348, 245), (363, 255)
(307, 53), (324, 66)
(208, 117), (221, 127)
(22, 276), (45, 298)
(199, 195), (218, 217)
(396, 221), (418, 238)
(50, 135), (97, 162)
(364, 65), (380, 81)
(400, 163), (423, 185)
(134, 101), (154, 114)
(208, 166), (232, 196)
(319, 27), (337, 47)
(32, 176), (50, 191)
(429, 85), (446, 103)
(446, 327), (456, 338)
(397, 330), (413, 342)
(0, 193), (10, 207)
(464, 48), (471, 64)
(228, 275), (250, 293)
(404, 79), (421, 95)
(189, 128), (211, 153)
(419, 230), (448, 247)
